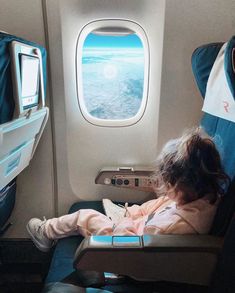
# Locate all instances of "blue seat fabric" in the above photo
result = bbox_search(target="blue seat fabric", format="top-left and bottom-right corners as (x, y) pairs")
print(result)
(201, 114), (235, 236)
(191, 42), (223, 98)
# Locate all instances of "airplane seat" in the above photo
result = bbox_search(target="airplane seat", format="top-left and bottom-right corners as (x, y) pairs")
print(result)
(44, 201), (156, 292)
(44, 36), (235, 292)
(192, 35), (235, 292)
(192, 35), (235, 237)
(0, 31), (48, 235)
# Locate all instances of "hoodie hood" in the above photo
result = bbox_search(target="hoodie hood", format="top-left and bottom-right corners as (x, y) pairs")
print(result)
(175, 198), (218, 234)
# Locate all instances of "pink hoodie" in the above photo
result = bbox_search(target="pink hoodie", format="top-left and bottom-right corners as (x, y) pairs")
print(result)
(44, 196), (218, 239)
(113, 196), (218, 235)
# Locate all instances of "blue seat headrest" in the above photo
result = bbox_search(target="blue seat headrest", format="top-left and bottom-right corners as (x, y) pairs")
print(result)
(192, 36), (235, 99)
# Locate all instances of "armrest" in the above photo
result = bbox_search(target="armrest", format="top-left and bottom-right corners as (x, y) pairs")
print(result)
(74, 235), (223, 286)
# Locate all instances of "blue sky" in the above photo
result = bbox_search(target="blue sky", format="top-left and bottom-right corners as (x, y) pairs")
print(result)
(84, 33), (143, 48)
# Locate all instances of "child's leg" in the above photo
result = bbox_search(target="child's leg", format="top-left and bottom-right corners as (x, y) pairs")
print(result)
(44, 209), (114, 239)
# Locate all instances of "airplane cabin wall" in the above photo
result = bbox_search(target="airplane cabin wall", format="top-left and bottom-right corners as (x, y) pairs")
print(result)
(158, 0), (235, 150)
(45, 0), (166, 215)
(45, 0), (235, 216)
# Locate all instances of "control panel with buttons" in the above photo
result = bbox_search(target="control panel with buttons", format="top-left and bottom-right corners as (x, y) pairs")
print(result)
(95, 167), (156, 192)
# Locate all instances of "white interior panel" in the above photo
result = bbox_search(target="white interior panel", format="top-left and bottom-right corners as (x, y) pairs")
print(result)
(45, 0), (166, 214)
(158, 0), (235, 150)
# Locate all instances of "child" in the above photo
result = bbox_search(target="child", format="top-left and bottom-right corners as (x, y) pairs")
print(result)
(27, 127), (229, 252)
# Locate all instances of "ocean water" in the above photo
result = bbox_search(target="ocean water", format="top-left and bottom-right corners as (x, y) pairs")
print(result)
(82, 48), (145, 120)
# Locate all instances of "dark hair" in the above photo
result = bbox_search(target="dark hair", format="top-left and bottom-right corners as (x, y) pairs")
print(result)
(153, 127), (230, 204)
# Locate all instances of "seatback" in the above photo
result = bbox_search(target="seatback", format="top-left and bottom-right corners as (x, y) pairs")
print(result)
(191, 36), (235, 236)
(0, 31), (47, 123)
(0, 31), (48, 232)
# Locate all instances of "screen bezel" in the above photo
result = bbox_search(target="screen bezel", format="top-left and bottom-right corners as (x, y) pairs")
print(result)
(10, 41), (45, 118)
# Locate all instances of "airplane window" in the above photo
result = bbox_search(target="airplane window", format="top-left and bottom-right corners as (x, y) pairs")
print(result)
(77, 24), (148, 127)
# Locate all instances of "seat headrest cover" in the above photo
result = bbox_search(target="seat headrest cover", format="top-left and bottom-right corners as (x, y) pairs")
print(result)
(202, 37), (235, 123)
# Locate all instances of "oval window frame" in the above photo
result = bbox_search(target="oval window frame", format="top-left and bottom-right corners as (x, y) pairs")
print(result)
(76, 19), (150, 127)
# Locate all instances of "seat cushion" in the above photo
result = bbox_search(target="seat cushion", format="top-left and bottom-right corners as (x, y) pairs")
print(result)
(45, 201), (104, 283)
